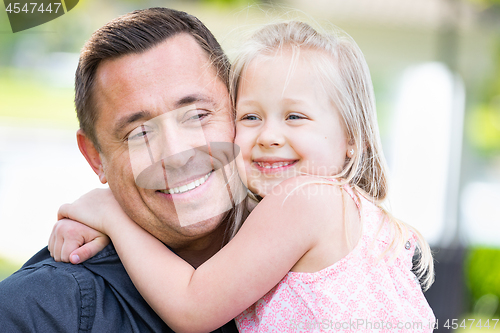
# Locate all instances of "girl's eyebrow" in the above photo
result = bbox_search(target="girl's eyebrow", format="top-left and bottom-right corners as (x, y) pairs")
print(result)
(237, 98), (308, 110)
(236, 99), (259, 107)
(281, 98), (306, 106)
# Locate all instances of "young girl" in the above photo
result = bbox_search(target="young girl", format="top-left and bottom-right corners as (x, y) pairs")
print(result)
(50, 21), (435, 332)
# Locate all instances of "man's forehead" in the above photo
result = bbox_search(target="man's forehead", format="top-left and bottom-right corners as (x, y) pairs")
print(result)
(96, 33), (213, 86)
(92, 33), (230, 130)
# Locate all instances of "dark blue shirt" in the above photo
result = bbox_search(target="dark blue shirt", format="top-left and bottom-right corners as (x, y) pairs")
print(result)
(0, 244), (238, 333)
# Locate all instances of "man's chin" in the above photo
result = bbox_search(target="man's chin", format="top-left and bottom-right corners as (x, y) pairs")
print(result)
(150, 167), (242, 228)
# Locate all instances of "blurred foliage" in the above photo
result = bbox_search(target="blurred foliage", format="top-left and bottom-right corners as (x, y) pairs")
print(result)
(466, 0), (500, 163)
(202, 0), (260, 6)
(466, 247), (500, 316)
(466, 0), (500, 8)
(0, 68), (76, 124)
(0, 257), (21, 282)
(466, 37), (500, 157)
(468, 103), (500, 155)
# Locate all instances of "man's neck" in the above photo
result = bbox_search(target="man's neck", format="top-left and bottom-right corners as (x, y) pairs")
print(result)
(166, 200), (250, 268)
(171, 220), (229, 268)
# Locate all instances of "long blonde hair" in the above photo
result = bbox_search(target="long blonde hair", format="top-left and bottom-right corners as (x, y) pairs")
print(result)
(229, 21), (434, 290)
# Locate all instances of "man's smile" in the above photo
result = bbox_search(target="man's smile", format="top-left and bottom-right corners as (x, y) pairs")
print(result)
(158, 170), (213, 194)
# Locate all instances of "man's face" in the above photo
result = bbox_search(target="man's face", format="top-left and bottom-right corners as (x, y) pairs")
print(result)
(92, 33), (239, 246)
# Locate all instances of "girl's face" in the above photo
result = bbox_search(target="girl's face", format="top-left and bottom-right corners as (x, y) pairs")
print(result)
(235, 48), (352, 197)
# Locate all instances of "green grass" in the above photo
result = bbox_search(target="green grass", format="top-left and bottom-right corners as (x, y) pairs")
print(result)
(0, 257), (22, 282)
(0, 67), (78, 126)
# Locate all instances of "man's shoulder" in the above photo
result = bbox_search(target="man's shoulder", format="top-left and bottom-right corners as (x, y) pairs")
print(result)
(2, 245), (105, 296)
(0, 246), (102, 332)
(0, 245), (171, 332)
(10, 244), (123, 302)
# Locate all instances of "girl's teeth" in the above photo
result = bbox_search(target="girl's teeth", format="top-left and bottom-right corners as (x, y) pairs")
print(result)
(257, 161), (292, 168)
(163, 171), (211, 194)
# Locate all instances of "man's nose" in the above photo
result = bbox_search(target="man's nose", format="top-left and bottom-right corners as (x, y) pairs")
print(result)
(257, 123), (285, 149)
(159, 129), (199, 169)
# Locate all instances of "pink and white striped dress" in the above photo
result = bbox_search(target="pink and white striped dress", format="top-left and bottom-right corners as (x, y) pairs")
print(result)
(236, 185), (435, 332)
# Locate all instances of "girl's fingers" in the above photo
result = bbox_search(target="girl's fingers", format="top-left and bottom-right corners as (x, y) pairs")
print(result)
(60, 236), (84, 263)
(50, 218), (85, 262)
(69, 236), (110, 264)
(57, 203), (73, 221)
(52, 233), (62, 262)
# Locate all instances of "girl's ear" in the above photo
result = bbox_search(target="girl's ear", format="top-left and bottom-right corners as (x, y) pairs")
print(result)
(347, 147), (355, 159)
(346, 136), (356, 158)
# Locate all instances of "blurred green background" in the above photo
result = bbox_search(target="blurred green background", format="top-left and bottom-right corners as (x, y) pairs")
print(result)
(1, 0), (499, 330)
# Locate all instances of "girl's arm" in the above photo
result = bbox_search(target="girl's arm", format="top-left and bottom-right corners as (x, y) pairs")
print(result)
(58, 178), (345, 333)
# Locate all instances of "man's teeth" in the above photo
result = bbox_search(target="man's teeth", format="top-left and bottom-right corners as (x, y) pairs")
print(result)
(255, 161), (294, 169)
(160, 172), (211, 194)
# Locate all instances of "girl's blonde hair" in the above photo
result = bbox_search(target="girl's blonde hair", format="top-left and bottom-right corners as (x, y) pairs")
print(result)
(229, 21), (434, 290)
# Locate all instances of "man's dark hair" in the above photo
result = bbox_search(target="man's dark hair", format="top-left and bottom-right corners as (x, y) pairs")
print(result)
(75, 7), (230, 149)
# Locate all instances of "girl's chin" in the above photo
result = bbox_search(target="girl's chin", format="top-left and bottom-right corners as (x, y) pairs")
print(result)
(247, 178), (291, 198)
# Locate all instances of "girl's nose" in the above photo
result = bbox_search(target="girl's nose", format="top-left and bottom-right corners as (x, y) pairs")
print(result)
(257, 125), (285, 149)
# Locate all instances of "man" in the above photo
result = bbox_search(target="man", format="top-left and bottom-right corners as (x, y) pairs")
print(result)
(0, 7), (245, 332)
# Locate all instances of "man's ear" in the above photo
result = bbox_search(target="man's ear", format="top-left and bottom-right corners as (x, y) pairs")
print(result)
(77, 129), (107, 184)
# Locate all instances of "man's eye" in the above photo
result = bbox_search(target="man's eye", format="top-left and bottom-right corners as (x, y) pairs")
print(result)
(189, 112), (210, 121)
(183, 110), (211, 123)
(128, 126), (152, 141)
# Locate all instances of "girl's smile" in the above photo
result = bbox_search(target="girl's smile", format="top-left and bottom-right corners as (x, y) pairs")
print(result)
(235, 47), (353, 196)
(252, 158), (298, 173)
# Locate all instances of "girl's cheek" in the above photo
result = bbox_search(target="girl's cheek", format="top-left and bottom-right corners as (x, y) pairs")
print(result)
(234, 130), (253, 186)
(234, 128), (252, 161)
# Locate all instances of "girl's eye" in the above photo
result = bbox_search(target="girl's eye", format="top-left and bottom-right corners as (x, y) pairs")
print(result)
(240, 114), (260, 121)
(286, 113), (306, 120)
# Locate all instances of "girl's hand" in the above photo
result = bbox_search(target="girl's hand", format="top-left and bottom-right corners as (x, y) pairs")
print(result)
(57, 188), (126, 234)
(48, 219), (110, 264)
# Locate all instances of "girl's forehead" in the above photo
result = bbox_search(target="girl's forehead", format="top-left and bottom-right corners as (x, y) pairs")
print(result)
(243, 47), (334, 83)
(242, 48), (334, 94)
(239, 55), (337, 108)
(252, 45), (331, 63)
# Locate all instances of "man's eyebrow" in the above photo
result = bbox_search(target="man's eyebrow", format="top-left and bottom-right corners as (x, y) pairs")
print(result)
(114, 111), (152, 137)
(174, 94), (213, 108)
